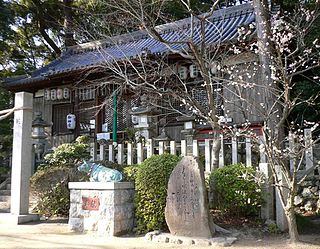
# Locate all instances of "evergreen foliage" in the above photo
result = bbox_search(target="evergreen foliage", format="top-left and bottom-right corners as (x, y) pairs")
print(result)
(134, 154), (180, 233)
(30, 136), (90, 216)
(209, 164), (264, 217)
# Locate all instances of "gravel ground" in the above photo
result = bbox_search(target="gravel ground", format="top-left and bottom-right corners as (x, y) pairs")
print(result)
(0, 218), (319, 249)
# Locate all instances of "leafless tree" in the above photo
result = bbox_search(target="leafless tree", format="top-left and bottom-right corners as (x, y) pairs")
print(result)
(72, 0), (320, 242)
(226, 0), (320, 242)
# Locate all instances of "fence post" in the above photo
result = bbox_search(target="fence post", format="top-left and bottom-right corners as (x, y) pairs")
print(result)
(232, 136), (238, 164)
(259, 136), (267, 164)
(275, 166), (289, 231)
(127, 143), (133, 165)
(304, 128), (314, 175)
(259, 163), (274, 221)
(159, 141), (165, 155)
(147, 139), (154, 158)
(137, 142), (143, 164)
(245, 137), (252, 167)
(181, 140), (187, 156)
(192, 140), (199, 157)
(219, 134), (225, 167)
(170, 141), (176, 155)
(90, 142), (97, 161)
(99, 143), (106, 161)
(108, 143), (114, 162)
(205, 139), (211, 172)
(117, 143), (124, 164)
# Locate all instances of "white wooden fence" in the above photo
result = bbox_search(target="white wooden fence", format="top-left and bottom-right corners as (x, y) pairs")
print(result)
(91, 137), (249, 172)
(90, 128), (316, 174)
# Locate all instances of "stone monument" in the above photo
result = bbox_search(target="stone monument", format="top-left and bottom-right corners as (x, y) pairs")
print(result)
(165, 156), (215, 238)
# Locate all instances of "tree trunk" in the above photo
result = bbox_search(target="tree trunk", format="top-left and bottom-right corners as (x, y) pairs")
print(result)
(63, 0), (76, 47)
(286, 204), (299, 243)
(31, 0), (62, 56)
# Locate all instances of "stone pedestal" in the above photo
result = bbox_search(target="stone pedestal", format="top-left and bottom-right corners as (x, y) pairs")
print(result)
(68, 182), (135, 236)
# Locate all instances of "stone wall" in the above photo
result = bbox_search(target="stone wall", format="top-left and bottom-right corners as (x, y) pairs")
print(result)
(68, 182), (134, 236)
(294, 175), (320, 214)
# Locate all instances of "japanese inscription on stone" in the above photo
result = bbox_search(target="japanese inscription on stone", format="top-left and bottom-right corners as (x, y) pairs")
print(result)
(165, 156), (214, 238)
(82, 196), (100, 211)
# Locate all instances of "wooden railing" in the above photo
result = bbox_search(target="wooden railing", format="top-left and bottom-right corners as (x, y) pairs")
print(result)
(91, 135), (262, 172)
(90, 128), (316, 175)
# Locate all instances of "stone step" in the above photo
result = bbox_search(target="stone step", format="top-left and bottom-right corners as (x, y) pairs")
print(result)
(0, 196), (10, 202)
(0, 190), (11, 195)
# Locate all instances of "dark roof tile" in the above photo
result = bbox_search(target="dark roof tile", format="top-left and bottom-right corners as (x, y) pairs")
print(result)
(4, 3), (255, 88)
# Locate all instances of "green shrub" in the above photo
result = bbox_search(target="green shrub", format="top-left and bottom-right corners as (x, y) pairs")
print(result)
(30, 136), (90, 217)
(33, 179), (70, 216)
(123, 165), (139, 182)
(209, 163), (263, 217)
(43, 135), (90, 168)
(135, 154), (180, 233)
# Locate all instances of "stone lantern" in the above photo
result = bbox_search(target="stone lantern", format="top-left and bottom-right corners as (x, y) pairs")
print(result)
(177, 116), (196, 155)
(154, 129), (171, 154)
(129, 94), (158, 140)
(31, 112), (50, 171)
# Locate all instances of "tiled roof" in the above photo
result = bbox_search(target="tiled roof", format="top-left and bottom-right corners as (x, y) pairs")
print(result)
(4, 3), (255, 88)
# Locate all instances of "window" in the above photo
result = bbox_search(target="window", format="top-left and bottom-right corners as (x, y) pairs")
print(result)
(52, 104), (74, 135)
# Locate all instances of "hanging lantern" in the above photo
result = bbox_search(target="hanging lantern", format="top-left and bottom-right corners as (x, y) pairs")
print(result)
(50, 89), (57, 100)
(189, 64), (199, 78)
(57, 88), (63, 100)
(63, 88), (70, 99)
(178, 65), (188, 80)
(44, 89), (51, 101)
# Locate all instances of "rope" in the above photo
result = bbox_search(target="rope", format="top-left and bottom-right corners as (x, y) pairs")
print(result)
(0, 106), (33, 121)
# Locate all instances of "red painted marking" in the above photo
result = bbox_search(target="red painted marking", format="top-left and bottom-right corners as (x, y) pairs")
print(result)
(82, 196), (100, 210)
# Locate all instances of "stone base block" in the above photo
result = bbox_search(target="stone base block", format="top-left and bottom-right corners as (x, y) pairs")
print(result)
(68, 182), (135, 236)
(0, 213), (39, 224)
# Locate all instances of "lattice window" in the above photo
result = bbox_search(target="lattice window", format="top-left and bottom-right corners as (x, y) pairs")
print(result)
(104, 96), (138, 132)
(104, 98), (113, 132)
(52, 104), (73, 135)
(78, 86), (96, 101)
(191, 81), (224, 116)
(78, 101), (96, 133)
(158, 96), (185, 124)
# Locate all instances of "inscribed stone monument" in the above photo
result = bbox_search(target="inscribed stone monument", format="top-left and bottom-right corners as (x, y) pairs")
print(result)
(165, 156), (215, 238)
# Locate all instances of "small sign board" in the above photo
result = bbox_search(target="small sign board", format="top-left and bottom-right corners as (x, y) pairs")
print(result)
(82, 196), (100, 211)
